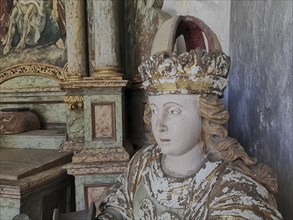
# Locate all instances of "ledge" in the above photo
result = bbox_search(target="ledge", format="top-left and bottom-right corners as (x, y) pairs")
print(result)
(60, 78), (130, 90)
(64, 161), (128, 176)
(0, 130), (67, 150)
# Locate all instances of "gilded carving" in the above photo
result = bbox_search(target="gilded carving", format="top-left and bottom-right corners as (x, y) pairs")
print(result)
(64, 96), (84, 110)
(138, 48), (230, 97)
(92, 67), (123, 80)
(0, 63), (67, 84)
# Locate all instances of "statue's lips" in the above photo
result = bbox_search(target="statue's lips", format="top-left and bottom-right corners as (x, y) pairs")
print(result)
(160, 138), (170, 142)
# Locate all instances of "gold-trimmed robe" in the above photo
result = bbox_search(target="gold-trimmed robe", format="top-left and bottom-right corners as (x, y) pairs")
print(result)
(99, 145), (282, 220)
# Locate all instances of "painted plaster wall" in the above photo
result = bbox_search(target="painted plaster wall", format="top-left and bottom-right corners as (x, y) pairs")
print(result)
(229, 1), (293, 219)
(161, 0), (292, 218)
(162, 0), (231, 54)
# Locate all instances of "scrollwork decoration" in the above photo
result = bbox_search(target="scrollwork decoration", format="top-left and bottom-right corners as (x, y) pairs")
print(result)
(64, 96), (84, 110)
(0, 63), (67, 84)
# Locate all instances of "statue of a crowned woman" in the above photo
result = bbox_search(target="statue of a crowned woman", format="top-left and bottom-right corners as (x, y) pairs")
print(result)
(97, 16), (283, 220)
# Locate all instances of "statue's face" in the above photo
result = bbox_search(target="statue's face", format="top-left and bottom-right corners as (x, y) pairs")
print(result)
(149, 94), (202, 157)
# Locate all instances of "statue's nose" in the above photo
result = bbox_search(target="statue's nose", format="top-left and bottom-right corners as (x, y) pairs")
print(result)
(155, 116), (168, 132)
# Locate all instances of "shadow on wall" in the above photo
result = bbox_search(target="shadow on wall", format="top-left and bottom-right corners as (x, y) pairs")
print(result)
(228, 1), (293, 219)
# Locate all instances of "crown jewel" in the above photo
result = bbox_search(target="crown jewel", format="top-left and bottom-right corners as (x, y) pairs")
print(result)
(138, 48), (230, 96)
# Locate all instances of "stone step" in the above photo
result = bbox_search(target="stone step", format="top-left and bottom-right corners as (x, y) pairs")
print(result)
(0, 130), (67, 150)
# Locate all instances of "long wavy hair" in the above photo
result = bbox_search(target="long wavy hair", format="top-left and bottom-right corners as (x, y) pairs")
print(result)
(144, 93), (277, 193)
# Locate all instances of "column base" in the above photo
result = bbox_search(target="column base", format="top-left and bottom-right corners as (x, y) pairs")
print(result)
(66, 75), (84, 81)
(92, 67), (123, 80)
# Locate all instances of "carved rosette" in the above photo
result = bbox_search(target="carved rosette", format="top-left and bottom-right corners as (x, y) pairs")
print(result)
(64, 96), (84, 110)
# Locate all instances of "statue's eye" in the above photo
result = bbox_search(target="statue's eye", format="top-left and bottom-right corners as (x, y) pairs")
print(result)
(168, 108), (182, 115)
(151, 108), (158, 114)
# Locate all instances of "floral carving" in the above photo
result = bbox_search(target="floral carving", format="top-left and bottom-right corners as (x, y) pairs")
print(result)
(64, 96), (84, 110)
(0, 63), (67, 84)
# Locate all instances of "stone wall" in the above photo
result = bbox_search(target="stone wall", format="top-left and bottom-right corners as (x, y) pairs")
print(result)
(229, 1), (292, 219)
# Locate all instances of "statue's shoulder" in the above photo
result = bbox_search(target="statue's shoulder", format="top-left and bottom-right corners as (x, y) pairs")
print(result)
(214, 162), (273, 194)
(216, 163), (263, 188)
(208, 161), (282, 220)
(129, 144), (159, 167)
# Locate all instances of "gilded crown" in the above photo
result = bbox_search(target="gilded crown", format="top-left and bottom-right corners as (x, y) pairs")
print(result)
(138, 16), (230, 97)
(138, 48), (230, 96)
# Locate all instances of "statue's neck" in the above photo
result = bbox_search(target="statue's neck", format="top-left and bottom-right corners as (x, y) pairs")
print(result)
(161, 142), (205, 179)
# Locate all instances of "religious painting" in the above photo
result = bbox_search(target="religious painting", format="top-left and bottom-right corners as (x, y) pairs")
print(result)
(0, 0), (66, 72)
(84, 185), (111, 209)
(91, 102), (116, 141)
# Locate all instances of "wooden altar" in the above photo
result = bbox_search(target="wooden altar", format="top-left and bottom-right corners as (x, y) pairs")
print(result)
(0, 148), (74, 220)
(0, 0), (168, 218)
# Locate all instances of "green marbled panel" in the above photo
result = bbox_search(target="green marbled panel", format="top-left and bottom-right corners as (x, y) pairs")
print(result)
(75, 176), (86, 211)
(0, 103), (67, 126)
(67, 109), (84, 139)
(28, 103), (66, 125)
(1, 91), (66, 102)
(0, 198), (20, 220)
(0, 130), (67, 149)
(1, 90), (67, 126)
(1, 76), (59, 90)
(83, 174), (120, 185)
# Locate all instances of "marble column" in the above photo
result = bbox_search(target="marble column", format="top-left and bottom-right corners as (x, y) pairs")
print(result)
(65, 0), (88, 79)
(87, 0), (123, 79)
